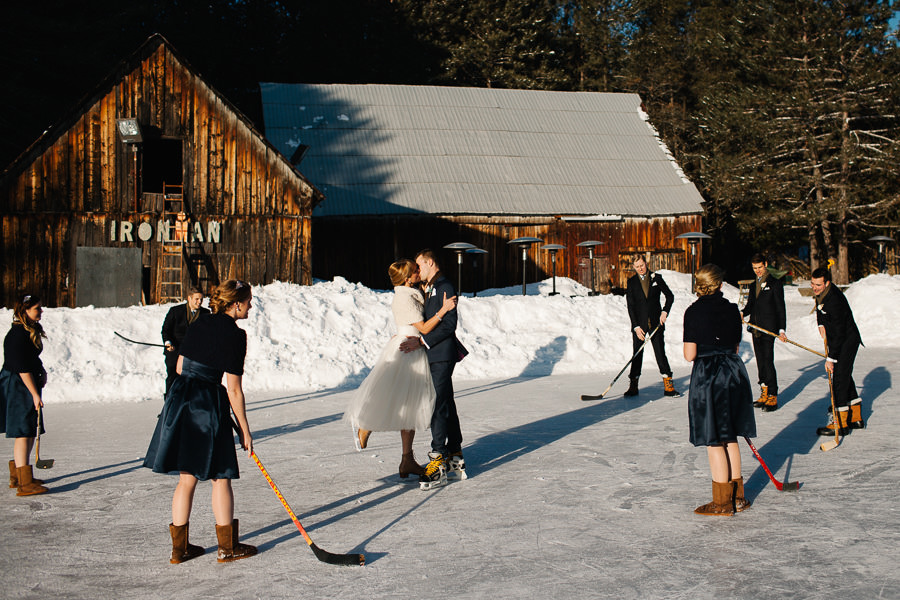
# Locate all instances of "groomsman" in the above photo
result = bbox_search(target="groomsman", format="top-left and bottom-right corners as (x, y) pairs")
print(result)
(811, 268), (864, 436)
(624, 254), (679, 398)
(741, 254), (787, 412)
(161, 287), (208, 397)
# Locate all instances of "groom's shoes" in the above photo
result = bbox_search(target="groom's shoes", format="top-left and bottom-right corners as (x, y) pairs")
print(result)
(419, 452), (447, 490)
(446, 451), (467, 480)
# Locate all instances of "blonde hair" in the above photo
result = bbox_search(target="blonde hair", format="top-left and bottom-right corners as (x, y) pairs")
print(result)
(388, 260), (417, 287)
(12, 294), (46, 349)
(694, 264), (725, 296)
(208, 280), (252, 314)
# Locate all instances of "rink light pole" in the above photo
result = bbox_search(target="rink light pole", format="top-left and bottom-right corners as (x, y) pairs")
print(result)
(676, 232), (711, 292)
(443, 242), (476, 294)
(508, 237), (543, 296)
(576, 240), (604, 296)
(465, 247), (487, 296)
(868, 235), (894, 274)
(541, 244), (566, 296)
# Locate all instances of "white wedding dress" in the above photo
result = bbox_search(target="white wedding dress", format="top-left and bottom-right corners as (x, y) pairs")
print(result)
(343, 286), (436, 432)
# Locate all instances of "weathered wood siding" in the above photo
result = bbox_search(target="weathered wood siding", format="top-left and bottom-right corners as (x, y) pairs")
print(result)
(314, 214), (704, 292)
(0, 38), (320, 307)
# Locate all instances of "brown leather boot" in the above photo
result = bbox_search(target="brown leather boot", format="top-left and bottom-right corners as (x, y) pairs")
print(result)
(169, 522), (205, 564)
(216, 519), (257, 563)
(663, 376), (680, 397)
(849, 399), (865, 429)
(16, 465), (48, 496)
(817, 407), (851, 436)
(762, 394), (778, 412)
(358, 428), (371, 450)
(399, 452), (425, 478)
(732, 477), (751, 512)
(9, 460), (43, 488)
(753, 384), (768, 408)
(694, 480), (734, 516)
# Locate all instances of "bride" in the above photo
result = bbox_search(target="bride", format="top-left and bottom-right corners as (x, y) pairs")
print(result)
(343, 259), (456, 478)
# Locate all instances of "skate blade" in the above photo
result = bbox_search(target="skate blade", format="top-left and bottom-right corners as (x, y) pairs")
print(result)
(447, 469), (468, 480)
(419, 476), (448, 490)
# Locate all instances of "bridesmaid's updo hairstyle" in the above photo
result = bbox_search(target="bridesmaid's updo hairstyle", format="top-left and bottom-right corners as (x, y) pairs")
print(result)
(388, 260), (417, 287)
(209, 280), (252, 314)
(12, 293), (46, 349)
(694, 264), (726, 297)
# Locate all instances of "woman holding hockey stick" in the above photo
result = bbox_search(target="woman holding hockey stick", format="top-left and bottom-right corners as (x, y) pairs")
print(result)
(144, 280), (257, 564)
(1, 294), (49, 496)
(343, 259), (455, 479)
(683, 265), (756, 516)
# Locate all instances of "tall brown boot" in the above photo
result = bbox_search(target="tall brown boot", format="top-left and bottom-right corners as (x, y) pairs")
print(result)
(216, 519), (258, 563)
(9, 460), (43, 488)
(694, 480), (734, 516)
(732, 477), (751, 512)
(399, 452), (425, 478)
(16, 465), (48, 496)
(169, 522), (205, 564)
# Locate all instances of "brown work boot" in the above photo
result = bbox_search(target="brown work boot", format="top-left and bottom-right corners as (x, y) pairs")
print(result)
(732, 477), (751, 512)
(849, 399), (865, 429)
(762, 394), (778, 412)
(16, 465), (48, 496)
(753, 384), (768, 408)
(169, 522), (205, 564)
(216, 519), (257, 563)
(694, 480), (735, 516)
(662, 376), (680, 397)
(817, 407), (851, 436)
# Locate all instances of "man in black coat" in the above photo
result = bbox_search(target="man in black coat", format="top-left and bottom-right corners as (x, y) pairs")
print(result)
(811, 268), (864, 436)
(161, 288), (209, 397)
(741, 254), (787, 412)
(401, 249), (467, 490)
(624, 254), (679, 397)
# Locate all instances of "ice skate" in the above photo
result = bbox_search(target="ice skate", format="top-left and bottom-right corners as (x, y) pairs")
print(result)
(446, 451), (467, 480)
(419, 452), (447, 490)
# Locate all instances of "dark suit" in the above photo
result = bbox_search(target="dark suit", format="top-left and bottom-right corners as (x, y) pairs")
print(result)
(421, 274), (466, 455)
(626, 272), (674, 378)
(161, 303), (209, 395)
(816, 284), (861, 408)
(741, 273), (786, 395)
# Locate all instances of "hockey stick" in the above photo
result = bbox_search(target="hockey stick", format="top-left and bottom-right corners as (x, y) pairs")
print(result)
(742, 322), (826, 358)
(581, 326), (660, 401)
(34, 406), (54, 469)
(743, 436), (800, 491)
(820, 340), (841, 452)
(114, 331), (166, 348)
(250, 451), (365, 566)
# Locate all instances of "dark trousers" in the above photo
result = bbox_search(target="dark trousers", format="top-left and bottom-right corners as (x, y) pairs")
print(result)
(629, 327), (671, 379)
(831, 340), (860, 409)
(164, 351), (179, 397)
(429, 360), (462, 455)
(751, 334), (777, 395)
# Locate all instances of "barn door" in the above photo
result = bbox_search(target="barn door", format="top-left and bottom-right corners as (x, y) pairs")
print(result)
(75, 247), (142, 307)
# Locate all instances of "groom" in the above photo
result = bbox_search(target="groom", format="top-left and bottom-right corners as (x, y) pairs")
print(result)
(400, 249), (467, 489)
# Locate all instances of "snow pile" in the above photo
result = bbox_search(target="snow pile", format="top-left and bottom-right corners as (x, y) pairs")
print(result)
(2, 272), (897, 404)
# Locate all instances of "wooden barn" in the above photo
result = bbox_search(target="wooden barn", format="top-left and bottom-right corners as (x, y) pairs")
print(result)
(260, 84), (704, 293)
(0, 34), (323, 308)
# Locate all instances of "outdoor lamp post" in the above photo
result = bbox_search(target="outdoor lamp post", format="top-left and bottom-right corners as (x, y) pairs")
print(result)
(868, 235), (895, 274)
(541, 244), (566, 296)
(676, 232), (711, 292)
(116, 118), (143, 212)
(508, 237), (543, 296)
(466, 248), (487, 296)
(576, 241), (604, 296)
(443, 242), (477, 294)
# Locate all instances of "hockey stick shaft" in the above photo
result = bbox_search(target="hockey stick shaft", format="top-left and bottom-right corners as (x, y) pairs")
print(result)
(582, 326), (660, 400)
(114, 331), (166, 347)
(743, 323), (826, 358)
(743, 436), (799, 491)
(820, 340), (841, 452)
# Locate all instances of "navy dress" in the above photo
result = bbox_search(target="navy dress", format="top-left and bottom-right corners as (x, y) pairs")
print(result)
(0, 324), (46, 438)
(683, 292), (756, 446)
(143, 313), (246, 480)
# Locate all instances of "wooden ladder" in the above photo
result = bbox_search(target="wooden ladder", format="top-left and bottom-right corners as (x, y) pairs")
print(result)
(156, 183), (185, 303)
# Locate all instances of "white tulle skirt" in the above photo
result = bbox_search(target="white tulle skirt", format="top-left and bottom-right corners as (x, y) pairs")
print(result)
(343, 325), (436, 432)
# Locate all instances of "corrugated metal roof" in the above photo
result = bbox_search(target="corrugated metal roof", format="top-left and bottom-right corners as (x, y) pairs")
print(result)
(259, 83), (704, 217)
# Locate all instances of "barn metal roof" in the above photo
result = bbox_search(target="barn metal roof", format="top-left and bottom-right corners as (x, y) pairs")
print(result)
(259, 84), (704, 218)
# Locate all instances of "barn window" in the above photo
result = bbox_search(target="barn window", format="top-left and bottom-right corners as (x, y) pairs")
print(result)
(142, 138), (183, 193)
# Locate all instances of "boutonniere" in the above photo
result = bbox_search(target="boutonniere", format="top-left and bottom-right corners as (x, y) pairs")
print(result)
(762, 285), (770, 291)
(817, 304), (825, 313)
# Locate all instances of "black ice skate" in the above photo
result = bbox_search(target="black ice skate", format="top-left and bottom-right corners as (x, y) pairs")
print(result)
(419, 452), (447, 490)
(446, 451), (467, 480)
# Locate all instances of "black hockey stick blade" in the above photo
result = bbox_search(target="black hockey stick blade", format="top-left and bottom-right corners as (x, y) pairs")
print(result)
(310, 541), (365, 566)
(581, 393), (605, 401)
